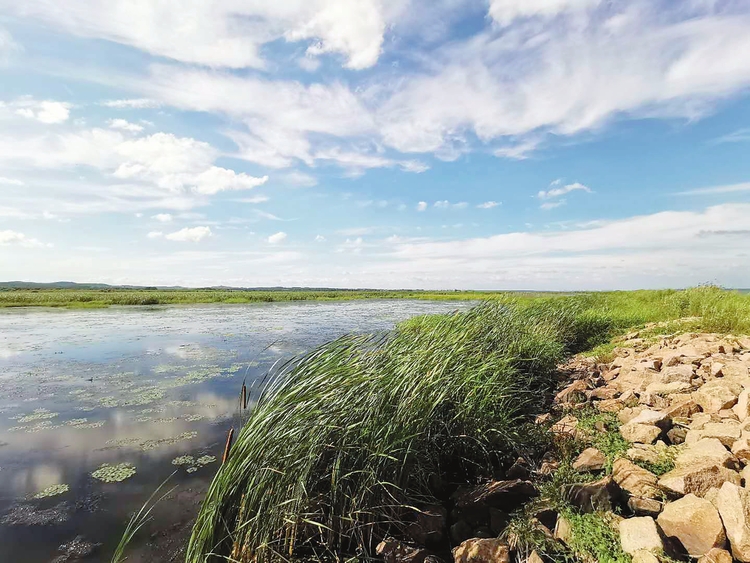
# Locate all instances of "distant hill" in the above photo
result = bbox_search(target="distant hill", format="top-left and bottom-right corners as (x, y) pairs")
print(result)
(0, 281), (410, 292)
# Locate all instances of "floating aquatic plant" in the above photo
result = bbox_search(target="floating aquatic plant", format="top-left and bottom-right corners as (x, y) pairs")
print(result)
(172, 455), (195, 466)
(196, 455), (216, 466)
(15, 408), (59, 423)
(91, 463), (136, 483)
(172, 454), (216, 473)
(33, 484), (69, 499)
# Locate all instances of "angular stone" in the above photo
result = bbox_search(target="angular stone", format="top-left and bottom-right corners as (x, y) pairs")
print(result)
(627, 445), (660, 464)
(731, 436), (750, 462)
(663, 398), (700, 419)
(631, 551), (660, 563)
(550, 415), (578, 438)
(590, 386), (620, 401)
(407, 505), (447, 546)
(621, 423), (661, 444)
(619, 407), (645, 425)
(691, 413), (715, 430)
(452, 538), (510, 563)
(554, 515), (572, 544)
(377, 539), (430, 563)
(612, 458), (661, 499)
(628, 497), (663, 517)
(659, 465), (741, 497)
(555, 380), (588, 404)
(715, 482), (750, 562)
(660, 364), (694, 383)
(694, 381), (740, 413)
(526, 551), (544, 563)
(657, 494), (727, 557)
(667, 426), (688, 445)
(719, 409), (740, 421)
(597, 398), (625, 413)
(734, 389), (750, 422)
(629, 409), (670, 427)
(722, 362), (749, 379)
(573, 448), (606, 472)
(686, 422), (742, 448)
(699, 548), (733, 563)
(454, 480), (537, 510)
(674, 438), (738, 470)
(645, 381), (692, 396)
(712, 363), (726, 378)
(619, 516), (663, 555)
(563, 476), (618, 513)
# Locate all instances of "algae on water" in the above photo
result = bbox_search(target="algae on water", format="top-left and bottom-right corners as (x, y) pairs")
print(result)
(91, 462), (136, 483)
(33, 484), (70, 499)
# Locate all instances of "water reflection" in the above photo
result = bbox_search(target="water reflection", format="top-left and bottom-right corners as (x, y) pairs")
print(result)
(0, 300), (472, 562)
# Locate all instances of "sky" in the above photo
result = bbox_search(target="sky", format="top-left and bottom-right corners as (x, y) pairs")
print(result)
(1, 0), (750, 290)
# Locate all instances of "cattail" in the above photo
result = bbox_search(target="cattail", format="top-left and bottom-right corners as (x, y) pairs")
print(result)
(241, 384), (248, 410)
(222, 427), (234, 465)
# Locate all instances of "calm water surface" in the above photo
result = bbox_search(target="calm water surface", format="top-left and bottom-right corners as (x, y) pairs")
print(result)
(0, 300), (473, 563)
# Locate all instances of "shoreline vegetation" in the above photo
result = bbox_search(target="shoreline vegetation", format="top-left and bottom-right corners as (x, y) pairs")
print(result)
(0, 288), (556, 308)
(181, 287), (750, 563)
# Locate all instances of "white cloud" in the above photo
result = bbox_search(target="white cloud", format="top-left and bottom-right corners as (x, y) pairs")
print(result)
(108, 118), (144, 132)
(0, 230), (46, 247)
(103, 98), (161, 109)
(710, 128), (750, 145)
(235, 195), (270, 204)
(538, 182), (592, 199)
(416, 201), (428, 212)
(281, 171), (318, 187)
(315, 234), (326, 242)
(152, 213), (172, 222)
(147, 231), (163, 239)
(477, 201), (500, 209)
(678, 181), (750, 196)
(165, 226), (212, 242)
(192, 167), (268, 195)
(2, 0), (403, 69)
(268, 231), (287, 244)
(0, 26), (21, 64)
(11, 98), (71, 124)
(488, 0), (600, 26)
(0, 176), (23, 186)
(434, 200), (468, 209)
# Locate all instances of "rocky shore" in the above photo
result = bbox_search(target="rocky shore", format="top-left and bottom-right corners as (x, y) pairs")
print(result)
(377, 330), (750, 563)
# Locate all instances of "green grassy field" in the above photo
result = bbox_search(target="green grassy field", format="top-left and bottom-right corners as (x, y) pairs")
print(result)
(0, 288), (535, 308)
(183, 286), (750, 562)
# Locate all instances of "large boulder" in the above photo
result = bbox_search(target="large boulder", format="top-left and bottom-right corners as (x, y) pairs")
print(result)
(663, 398), (701, 419)
(659, 465), (741, 497)
(694, 381), (740, 413)
(572, 448), (606, 472)
(452, 538), (510, 563)
(699, 548), (734, 563)
(620, 423), (661, 444)
(407, 505), (447, 546)
(657, 494), (727, 557)
(674, 438), (738, 470)
(659, 364), (694, 384)
(612, 459), (661, 499)
(619, 516), (664, 555)
(715, 482), (750, 562)
(686, 422), (741, 448)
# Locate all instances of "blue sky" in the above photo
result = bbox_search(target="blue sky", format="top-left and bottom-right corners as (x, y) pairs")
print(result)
(1, 0), (750, 290)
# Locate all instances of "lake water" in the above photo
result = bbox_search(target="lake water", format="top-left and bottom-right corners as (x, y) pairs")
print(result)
(0, 300), (473, 563)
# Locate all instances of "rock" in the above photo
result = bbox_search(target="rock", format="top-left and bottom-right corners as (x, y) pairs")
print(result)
(628, 497), (663, 517)
(715, 482), (750, 561)
(686, 422), (742, 448)
(734, 389), (750, 422)
(550, 415), (578, 438)
(674, 438), (738, 470)
(660, 364), (695, 383)
(699, 548), (733, 563)
(721, 362), (749, 379)
(454, 480), (537, 511)
(554, 515), (572, 544)
(659, 464), (741, 497)
(631, 551), (660, 563)
(619, 407), (645, 425)
(590, 386), (620, 401)
(621, 423), (662, 444)
(489, 509), (510, 536)
(555, 380), (588, 404)
(407, 505), (447, 546)
(526, 551), (544, 563)
(452, 539), (510, 563)
(712, 363), (725, 378)
(377, 539), (430, 563)
(573, 448), (606, 472)
(667, 426), (688, 445)
(612, 459), (661, 499)
(619, 516), (663, 555)
(627, 444), (660, 464)
(535, 413), (551, 425)
(691, 413), (715, 430)
(719, 409), (739, 421)
(597, 398), (625, 413)
(505, 458), (531, 480)
(563, 476), (619, 513)
(644, 381), (692, 396)
(694, 381), (740, 413)
(731, 436), (750, 462)
(629, 409), (670, 428)
(657, 494), (727, 557)
(664, 398), (701, 419)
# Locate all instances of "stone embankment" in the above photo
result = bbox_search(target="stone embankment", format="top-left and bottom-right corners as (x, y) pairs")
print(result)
(377, 331), (750, 563)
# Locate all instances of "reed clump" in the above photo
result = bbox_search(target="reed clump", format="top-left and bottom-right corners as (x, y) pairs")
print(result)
(186, 286), (750, 562)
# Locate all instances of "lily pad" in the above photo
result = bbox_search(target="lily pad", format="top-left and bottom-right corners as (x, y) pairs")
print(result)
(33, 484), (70, 499)
(91, 463), (136, 483)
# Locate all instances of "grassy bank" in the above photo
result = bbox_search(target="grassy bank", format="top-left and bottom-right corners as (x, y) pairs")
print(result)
(0, 288), (526, 308)
(185, 287), (750, 562)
